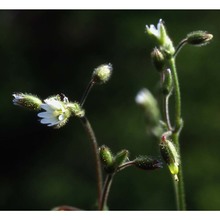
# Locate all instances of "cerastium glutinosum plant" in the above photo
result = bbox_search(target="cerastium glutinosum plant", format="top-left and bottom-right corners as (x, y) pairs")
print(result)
(12, 19), (212, 210)
(13, 63), (162, 210)
(136, 19), (212, 210)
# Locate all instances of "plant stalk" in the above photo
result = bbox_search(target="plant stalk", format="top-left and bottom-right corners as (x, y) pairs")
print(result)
(168, 57), (186, 210)
(100, 174), (114, 210)
(80, 80), (95, 107)
(80, 116), (103, 210)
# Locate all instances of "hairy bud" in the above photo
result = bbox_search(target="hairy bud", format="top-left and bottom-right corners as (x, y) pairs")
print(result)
(12, 93), (42, 111)
(186, 31), (213, 47)
(92, 63), (113, 84)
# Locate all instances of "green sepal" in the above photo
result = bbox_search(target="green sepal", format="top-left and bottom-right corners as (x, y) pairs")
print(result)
(114, 149), (129, 168)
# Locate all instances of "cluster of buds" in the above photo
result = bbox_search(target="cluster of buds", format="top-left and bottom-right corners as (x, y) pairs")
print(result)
(13, 63), (113, 129)
(99, 145), (129, 173)
(99, 145), (163, 174)
(146, 20), (213, 73)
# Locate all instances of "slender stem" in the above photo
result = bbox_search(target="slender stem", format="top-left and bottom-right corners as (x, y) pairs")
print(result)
(174, 39), (187, 58)
(169, 58), (182, 132)
(100, 174), (114, 210)
(80, 116), (103, 210)
(168, 57), (186, 210)
(80, 79), (95, 107)
(163, 92), (173, 131)
(100, 161), (136, 210)
(117, 161), (135, 172)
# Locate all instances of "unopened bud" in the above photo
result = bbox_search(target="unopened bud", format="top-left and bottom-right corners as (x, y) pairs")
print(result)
(160, 136), (180, 181)
(151, 47), (165, 72)
(114, 149), (129, 168)
(99, 145), (115, 173)
(134, 156), (163, 170)
(12, 93), (42, 111)
(92, 63), (113, 84)
(186, 31), (213, 47)
(135, 88), (162, 137)
(161, 69), (173, 95)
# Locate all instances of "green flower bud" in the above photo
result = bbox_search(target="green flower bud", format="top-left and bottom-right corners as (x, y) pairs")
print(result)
(99, 145), (115, 173)
(114, 149), (129, 168)
(134, 156), (163, 170)
(92, 63), (113, 84)
(135, 88), (163, 137)
(12, 93), (42, 111)
(67, 102), (85, 118)
(161, 69), (173, 95)
(186, 31), (213, 47)
(151, 47), (166, 72)
(160, 136), (180, 181)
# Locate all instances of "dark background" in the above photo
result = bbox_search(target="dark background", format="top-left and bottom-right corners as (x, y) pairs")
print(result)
(0, 10), (219, 210)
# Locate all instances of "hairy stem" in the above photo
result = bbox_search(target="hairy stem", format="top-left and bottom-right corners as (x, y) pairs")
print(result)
(80, 116), (103, 210)
(168, 57), (186, 210)
(80, 80), (95, 107)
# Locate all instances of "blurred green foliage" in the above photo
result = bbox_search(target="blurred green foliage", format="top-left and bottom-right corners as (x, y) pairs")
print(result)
(1, 10), (220, 210)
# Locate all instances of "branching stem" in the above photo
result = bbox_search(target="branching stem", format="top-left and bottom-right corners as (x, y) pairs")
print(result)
(100, 174), (114, 210)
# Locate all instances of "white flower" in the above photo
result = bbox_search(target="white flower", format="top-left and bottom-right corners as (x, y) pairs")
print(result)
(146, 19), (175, 55)
(146, 19), (164, 41)
(38, 96), (71, 128)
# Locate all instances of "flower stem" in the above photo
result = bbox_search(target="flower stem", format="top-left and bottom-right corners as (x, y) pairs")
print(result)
(80, 79), (95, 107)
(174, 39), (187, 58)
(80, 116), (103, 210)
(168, 57), (186, 210)
(100, 174), (114, 210)
(163, 91), (173, 131)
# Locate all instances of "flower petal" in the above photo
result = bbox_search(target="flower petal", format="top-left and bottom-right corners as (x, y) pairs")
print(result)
(40, 118), (58, 125)
(38, 112), (54, 119)
(44, 99), (64, 110)
(40, 104), (54, 112)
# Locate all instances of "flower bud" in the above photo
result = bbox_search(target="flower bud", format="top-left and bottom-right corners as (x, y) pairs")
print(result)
(186, 31), (213, 47)
(12, 93), (42, 111)
(92, 63), (113, 84)
(114, 149), (129, 168)
(134, 156), (163, 170)
(67, 102), (85, 118)
(160, 136), (180, 181)
(135, 88), (163, 137)
(99, 145), (115, 173)
(151, 47), (166, 72)
(161, 69), (173, 95)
